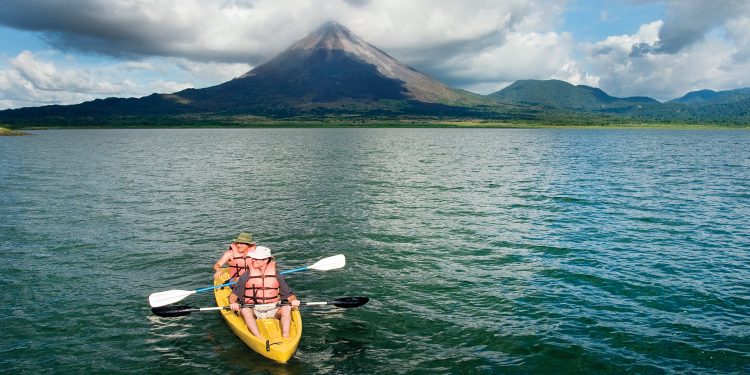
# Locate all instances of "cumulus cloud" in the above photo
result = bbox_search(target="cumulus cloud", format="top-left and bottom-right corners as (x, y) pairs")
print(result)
(651, 0), (750, 54)
(725, 16), (750, 62)
(150, 80), (193, 94)
(0, 51), (249, 109)
(10, 51), (130, 94)
(2, 1), (750, 107)
(625, 1), (750, 62)
(0, 51), (138, 108)
(171, 59), (252, 85)
(0, 0), (304, 62)
(583, 19), (750, 101)
(348, 1), (591, 93)
(431, 31), (595, 94)
(0, 0), (565, 83)
(576, 1), (750, 101)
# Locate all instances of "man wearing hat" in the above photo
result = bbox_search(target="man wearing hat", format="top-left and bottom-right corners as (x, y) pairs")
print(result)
(228, 245), (301, 339)
(213, 232), (257, 283)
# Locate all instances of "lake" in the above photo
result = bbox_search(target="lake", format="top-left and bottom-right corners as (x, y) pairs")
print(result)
(1, 128), (748, 374)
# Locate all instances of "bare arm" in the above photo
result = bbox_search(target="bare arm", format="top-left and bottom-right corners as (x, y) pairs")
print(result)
(213, 249), (232, 278)
(229, 291), (240, 311)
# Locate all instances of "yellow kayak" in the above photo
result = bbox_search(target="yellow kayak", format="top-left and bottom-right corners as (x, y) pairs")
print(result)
(213, 271), (302, 363)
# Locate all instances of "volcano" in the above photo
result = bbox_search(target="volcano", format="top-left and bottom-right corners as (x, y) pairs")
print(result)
(0, 21), (492, 123)
(176, 21), (487, 113)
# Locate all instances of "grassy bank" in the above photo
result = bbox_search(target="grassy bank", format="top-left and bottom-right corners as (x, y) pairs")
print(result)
(4, 115), (750, 129)
(13, 121), (750, 131)
(0, 127), (30, 136)
(440, 120), (750, 129)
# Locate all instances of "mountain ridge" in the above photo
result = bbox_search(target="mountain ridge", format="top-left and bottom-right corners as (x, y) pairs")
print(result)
(669, 88), (750, 105)
(489, 79), (659, 111)
(1, 22), (749, 126)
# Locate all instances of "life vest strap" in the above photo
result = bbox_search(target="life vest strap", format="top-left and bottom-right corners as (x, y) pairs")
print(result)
(245, 295), (280, 303)
(228, 252), (251, 279)
(247, 274), (277, 279)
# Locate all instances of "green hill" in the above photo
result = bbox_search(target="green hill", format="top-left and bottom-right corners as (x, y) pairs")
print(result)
(669, 88), (750, 105)
(1, 22), (749, 127)
(488, 79), (658, 110)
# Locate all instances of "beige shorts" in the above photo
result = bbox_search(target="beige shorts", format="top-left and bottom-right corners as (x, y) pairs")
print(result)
(252, 304), (279, 319)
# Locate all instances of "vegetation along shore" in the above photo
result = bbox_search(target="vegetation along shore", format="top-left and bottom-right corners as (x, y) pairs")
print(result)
(0, 126), (29, 135)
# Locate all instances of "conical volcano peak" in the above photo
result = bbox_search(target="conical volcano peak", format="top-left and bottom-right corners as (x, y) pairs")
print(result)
(226, 20), (483, 106)
(291, 21), (362, 52)
(315, 21), (350, 34)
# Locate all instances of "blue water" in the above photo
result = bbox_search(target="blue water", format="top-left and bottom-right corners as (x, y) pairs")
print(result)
(1, 128), (748, 374)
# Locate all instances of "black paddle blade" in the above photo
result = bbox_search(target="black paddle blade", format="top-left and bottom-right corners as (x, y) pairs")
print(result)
(151, 305), (195, 317)
(331, 296), (369, 308)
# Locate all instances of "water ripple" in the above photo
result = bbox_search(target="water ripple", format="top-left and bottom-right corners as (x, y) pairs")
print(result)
(1, 129), (749, 374)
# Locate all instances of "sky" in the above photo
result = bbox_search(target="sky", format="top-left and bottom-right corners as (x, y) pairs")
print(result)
(1, 0), (749, 109)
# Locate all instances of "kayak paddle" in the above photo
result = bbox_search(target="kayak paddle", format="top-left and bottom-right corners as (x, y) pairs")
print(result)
(148, 254), (346, 308)
(151, 296), (370, 317)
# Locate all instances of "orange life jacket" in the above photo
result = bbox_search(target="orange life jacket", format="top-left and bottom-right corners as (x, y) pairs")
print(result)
(227, 244), (252, 280)
(242, 260), (280, 305)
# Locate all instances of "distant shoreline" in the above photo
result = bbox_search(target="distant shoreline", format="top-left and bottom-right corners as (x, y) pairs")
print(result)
(6, 121), (750, 130)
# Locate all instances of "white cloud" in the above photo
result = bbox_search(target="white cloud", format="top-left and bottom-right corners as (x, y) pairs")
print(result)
(1, 1), (750, 107)
(0, 0), (579, 104)
(10, 51), (130, 94)
(725, 16), (750, 62)
(171, 59), (252, 85)
(341, 0), (578, 93)
(654, 0), (750, 54)
(431, 31), (595, 94)
(583, 11), (750, 101)
(0, 0), (566, 85)
(151, 80), (193, 94)
(0, 0), (565, 64)
(0, 51), (251, 109)
(0, 51), (137, 108)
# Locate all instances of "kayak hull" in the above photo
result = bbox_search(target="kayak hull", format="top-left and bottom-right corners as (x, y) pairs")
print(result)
(213, 272), (302, 363)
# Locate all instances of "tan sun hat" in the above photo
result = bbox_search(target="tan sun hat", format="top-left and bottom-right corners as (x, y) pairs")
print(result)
(248, 246), (272, 259)
(232, 232), (256, 245)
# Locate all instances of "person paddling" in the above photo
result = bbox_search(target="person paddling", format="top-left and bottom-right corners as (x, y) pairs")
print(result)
(228, 246), (301, 339)
(213, 232), (256, 283)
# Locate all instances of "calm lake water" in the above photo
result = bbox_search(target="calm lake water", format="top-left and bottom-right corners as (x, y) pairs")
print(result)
(1, 128), (749, 374)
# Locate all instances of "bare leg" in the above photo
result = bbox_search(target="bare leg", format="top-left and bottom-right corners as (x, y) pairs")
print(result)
(276, 306), (292, 338)
(239, 308), (263, 339)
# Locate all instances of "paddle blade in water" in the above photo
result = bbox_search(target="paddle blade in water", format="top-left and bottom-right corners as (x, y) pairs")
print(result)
(151, 305), (196, 317)
(331, 296), (369, 308)
(148, 289), (196, 307)
(309, 254), (346, 271)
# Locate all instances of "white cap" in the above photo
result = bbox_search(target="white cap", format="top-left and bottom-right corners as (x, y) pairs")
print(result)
(248, 246), (272, 259)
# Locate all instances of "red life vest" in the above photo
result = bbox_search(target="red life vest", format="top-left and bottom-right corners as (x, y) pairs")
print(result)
(227, 244), (252, 280)
(242, 260), (280, 305)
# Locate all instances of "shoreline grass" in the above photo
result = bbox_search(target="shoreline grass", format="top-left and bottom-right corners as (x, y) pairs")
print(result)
(8, 120), (749, 130)
(0, 127), (30, 136)
(5, 114), (750, 130)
